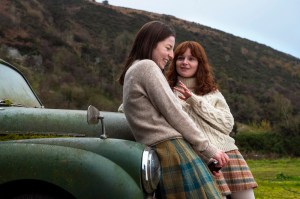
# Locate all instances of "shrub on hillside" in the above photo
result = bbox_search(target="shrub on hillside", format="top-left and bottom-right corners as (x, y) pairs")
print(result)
(234, 131), (300, 156)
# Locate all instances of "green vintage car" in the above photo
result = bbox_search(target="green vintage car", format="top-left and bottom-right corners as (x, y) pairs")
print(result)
(0, 59), (160, 199)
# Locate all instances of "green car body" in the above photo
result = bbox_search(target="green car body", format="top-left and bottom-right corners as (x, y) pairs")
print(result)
(0, 59), (160, 199)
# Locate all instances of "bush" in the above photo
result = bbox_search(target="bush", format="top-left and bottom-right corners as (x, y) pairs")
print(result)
(234, 132), (300, 156)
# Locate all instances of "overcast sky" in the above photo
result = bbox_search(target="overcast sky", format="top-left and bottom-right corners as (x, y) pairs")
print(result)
(98, 0), (299, 59)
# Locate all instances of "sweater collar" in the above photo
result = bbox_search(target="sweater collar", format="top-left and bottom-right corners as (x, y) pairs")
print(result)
(178, 76), (196, 90)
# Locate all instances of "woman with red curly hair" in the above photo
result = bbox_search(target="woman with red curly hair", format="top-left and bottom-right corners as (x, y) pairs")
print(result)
(166, 41), (257, 199)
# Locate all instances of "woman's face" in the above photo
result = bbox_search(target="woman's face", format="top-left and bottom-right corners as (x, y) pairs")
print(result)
(152, 36), (175, 70)
(176, 48), (198, 78)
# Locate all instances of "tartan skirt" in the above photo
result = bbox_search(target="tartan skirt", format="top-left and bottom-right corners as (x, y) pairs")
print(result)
(215, 150), (258, 196)
(153, 138), (222, 199)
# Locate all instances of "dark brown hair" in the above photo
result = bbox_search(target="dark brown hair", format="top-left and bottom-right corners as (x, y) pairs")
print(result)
(166, 41), (217, 95)
(118, 21), (176, 85)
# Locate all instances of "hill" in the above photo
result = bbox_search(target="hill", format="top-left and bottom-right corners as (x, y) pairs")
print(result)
(0, 0), (299, 133)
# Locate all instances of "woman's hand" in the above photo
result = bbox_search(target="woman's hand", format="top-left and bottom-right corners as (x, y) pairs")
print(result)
(212, 170), (222, 177)
(212, 150), (229, 168)
(173, 81), (192, 101)
(208, 151), (229, 176)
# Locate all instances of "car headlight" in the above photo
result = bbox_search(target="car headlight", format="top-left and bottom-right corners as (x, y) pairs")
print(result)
(141, 147), (161, 194)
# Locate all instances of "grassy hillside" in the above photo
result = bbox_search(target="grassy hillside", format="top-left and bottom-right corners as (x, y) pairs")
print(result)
(0, 0), (299, 142)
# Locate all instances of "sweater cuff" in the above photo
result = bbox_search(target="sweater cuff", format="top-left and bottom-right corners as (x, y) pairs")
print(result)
(186, 93), (201, 106)
(199, 144), (219, 160)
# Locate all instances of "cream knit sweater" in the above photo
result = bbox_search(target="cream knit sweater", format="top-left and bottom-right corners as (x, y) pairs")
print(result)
(122, 60), (219, 159)
(175, 76), (237, 152)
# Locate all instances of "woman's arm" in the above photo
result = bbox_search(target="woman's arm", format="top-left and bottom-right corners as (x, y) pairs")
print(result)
(186, 92), (234, 135)
(174, 82), (233, 135)
(140, 61), (219, 157)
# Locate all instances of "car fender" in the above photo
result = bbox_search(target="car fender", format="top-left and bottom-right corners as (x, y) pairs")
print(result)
(8, 137), (145, 186)
(0, 143), (143, 199)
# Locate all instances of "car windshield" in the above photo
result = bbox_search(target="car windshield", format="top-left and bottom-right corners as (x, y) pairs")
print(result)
(0, 61), (43, 108)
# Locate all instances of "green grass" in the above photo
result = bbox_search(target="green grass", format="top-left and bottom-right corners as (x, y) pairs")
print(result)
(247, 158), (300, 199)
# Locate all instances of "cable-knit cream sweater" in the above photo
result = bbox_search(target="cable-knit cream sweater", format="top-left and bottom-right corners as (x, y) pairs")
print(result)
(122, 60), (219, 159)
(175, 76), (237, 152)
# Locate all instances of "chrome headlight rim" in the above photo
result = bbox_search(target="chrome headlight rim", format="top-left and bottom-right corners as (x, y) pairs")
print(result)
(141, 147), (161, 194)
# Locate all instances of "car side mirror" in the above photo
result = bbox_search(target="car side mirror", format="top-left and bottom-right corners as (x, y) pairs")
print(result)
(87, 105), (107, 139)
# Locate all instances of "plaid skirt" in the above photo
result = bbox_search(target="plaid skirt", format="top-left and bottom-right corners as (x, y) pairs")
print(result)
(215, 150), (258, 196)
(153, 138), (222, 199)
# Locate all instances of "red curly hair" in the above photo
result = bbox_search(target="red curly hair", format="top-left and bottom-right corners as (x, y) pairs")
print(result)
(166, 41), (217, 95)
